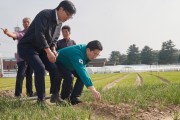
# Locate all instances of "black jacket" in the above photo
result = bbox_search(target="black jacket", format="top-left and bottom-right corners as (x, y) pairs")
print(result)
(56, 39), (76, 50)
(18, 9), (58, 53)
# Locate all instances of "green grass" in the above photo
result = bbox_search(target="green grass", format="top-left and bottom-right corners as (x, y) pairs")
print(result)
(87, 82), (180, 110)
(157, 71), (180, 83)
(140, 72), (164, 85)
(82, 72), (180, 109)
(0, 72), (180, 119)
(0, 76), (51, 94)
(0, 97), (91, 120)
(92, 73), (126, 90)
(115, 73), (136, 87)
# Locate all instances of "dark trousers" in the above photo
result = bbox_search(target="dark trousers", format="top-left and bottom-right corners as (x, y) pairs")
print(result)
(56, 62), (74, 99)
(15, 61), (33, 96)
(56, 62), (84, 99)
(25, 65), (33, 95)
(71, 71), (84, 99)
(19, 48), (59, 100)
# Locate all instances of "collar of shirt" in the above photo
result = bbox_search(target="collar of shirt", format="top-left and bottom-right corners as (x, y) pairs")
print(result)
(63, 38), (70, 42)
(55, 10), (62, 24)
(83, 45), (90, 63)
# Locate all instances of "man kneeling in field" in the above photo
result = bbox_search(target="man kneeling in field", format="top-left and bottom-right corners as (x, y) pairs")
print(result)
(55, 40), (102, 105)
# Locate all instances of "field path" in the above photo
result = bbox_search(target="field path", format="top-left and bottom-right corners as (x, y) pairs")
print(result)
(136, 73), (143, 86)
(150, 74), (170, 84)
(156, 75), (170, 84)
(102, 74), (129, 91)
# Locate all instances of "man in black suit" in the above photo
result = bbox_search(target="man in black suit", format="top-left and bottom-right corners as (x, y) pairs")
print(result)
(18, 0), (76, 103)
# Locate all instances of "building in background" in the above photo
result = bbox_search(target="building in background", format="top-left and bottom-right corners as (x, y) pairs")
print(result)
(87, 58), (107, 67)
(3, 58), (17, 71)
(1, 26), (20, 73)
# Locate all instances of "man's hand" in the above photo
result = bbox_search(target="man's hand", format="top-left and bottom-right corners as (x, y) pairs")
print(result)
(92, 90), (101, 102)
(89, 86), (101, 102)
(45, 48), (56, 63)
(51, 47), (58, 58)
(52, 49), (58, 58)
(1, 28), (16, 39)
(1, 28), (8, 34)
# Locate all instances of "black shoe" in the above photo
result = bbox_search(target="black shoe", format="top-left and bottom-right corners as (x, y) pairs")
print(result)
(37, 98), (46, 104)
(70, 97), (82, 105)
(50, 94), (64, 104)
(26, 93), (34, 97)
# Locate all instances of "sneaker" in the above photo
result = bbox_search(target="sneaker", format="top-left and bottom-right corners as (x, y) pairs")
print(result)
(70, 97), (82, 105)
(50, 94), (64, 104)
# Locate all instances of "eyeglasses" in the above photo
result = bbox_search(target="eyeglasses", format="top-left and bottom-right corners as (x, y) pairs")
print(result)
(64, 11), (73, 19)
(93, 51), (100, 57)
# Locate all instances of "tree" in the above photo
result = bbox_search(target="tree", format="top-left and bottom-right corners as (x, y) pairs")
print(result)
(109, 51), (121, 65)
(126, 44), (140, 64)
(141, 45), (153, 64)
(158, 40), (176, 64)
(178, 54), (180, 63)
(119, 54), (127, 65)
(152, 50), (159, 64)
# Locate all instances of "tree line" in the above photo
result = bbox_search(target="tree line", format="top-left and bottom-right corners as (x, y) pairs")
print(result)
(109, 40), (180, 65)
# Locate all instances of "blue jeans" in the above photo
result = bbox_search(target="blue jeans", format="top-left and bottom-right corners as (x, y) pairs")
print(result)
(18, 47), (59, 100)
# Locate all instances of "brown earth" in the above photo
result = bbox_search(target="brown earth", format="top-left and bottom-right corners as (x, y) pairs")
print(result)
(0, 90), (180, 120)
(77, 102), (180, 120)
(136, 73), (143, 86)
(0, 90), (15, 98)
(0, 90), (28, 98)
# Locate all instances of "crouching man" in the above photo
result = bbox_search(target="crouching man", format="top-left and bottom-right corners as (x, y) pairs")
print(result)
(56, 40), (102, 105)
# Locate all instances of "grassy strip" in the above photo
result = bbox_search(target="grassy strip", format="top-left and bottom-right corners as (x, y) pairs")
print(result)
(157, 71), (180, 83)
(82, 82), (180, 110)
(140, 72), (164, 85)
(115, 73), (136, 87)
(93, 73), (126, 90)
(0, 97), (91, 120)
(90, 73), (125, 82)
(1, 73), (180, 110)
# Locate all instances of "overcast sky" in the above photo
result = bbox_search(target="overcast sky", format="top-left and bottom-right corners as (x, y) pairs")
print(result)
(0, 0), (180, 59)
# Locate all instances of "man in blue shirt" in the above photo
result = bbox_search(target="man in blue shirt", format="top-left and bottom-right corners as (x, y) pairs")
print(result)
(56, 40), (102, 105)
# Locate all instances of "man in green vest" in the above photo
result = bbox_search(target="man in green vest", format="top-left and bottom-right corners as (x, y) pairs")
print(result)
(56, 40), (102, 105)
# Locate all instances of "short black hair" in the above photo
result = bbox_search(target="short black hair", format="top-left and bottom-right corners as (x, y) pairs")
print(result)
(56, 0), (76, 15)
(87, 40), (103, 51)
(62, 25), (71, 32)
